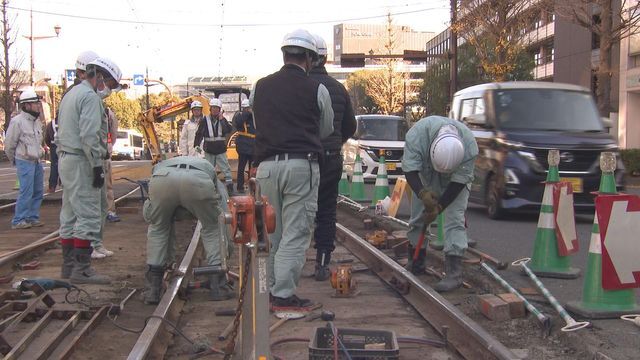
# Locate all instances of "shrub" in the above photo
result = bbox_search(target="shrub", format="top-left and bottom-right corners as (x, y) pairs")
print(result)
(621, 149), (640, 176)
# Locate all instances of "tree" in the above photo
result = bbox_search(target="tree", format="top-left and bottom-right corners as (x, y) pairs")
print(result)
(0, 0), (26, 131)
(554, 0), (640, 115)
(138, 92), (187, 142)
(453, 0), (544, 82)
(345, 70), (379, 114)
(104, 92), (142, 131)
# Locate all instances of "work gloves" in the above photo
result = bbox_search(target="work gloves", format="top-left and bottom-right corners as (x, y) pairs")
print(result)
(93, 166), (105, 188)
(195, 146), (203, 154)
(418, 189), (442, 225)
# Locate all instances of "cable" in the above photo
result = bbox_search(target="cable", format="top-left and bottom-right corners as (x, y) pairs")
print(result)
(329, 322), (353, 360)
(64, 286), (93, 307)
(7, 5), (447, 27)
(270, 337), (310, 360)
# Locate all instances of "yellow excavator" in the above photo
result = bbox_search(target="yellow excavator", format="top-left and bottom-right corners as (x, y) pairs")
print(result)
(137, 95), (240, 164)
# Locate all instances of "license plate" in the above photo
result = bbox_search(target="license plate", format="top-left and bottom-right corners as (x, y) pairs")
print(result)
(386, 163), (397, 171)
(560, 177), (583, 193)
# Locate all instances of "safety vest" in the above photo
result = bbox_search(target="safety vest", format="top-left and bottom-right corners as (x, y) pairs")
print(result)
(237, 123), (256, 138)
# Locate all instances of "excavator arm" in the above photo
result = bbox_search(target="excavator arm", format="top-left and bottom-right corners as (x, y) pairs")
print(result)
(137, 95), (211, 163)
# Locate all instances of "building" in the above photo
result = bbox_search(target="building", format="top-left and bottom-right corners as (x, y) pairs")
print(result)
(617, 2), (640, 149)
(333, 23), (434, 63)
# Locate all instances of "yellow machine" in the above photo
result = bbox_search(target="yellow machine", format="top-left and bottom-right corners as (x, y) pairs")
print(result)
(137, 95), (239, 164)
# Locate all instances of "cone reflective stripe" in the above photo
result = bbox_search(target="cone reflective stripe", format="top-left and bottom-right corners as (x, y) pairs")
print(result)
(371, 153), (390, 205)
(338, 166), (350, 196)
(528, 153), (580, 279)
(429, 213), (445, 250)
(566, 154), (640, 318)
(350, 154), (366, 201)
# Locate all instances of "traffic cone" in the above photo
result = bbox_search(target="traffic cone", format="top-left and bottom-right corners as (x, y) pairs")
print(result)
(13, 178), (19, 190)
(349, 154), (366, 202)
(429, 213), (445, 250)
(528, 150), (580, 279)
(338, 165), (350, 196)
(371, 151), (390, 205)
(566, 153), (640, 318)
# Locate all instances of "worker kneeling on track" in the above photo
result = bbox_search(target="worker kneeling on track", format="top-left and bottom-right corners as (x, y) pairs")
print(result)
(142, 157), (233, 305)
(402, 115), (478, 292)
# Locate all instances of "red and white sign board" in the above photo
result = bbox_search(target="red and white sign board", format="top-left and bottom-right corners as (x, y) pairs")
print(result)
(553, 182), (579, 256)
(596, 194), (640, 290)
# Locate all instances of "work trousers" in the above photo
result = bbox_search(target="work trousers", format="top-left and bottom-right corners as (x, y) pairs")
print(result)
(257, 158), (319, 298)
(105, 159), (116, 213)
(48, 144), (59, 190)
(13, 159), (43, 225)
(143, 167), (224, 267)
(313, 153), (342, 253)
(58, 153), (102, 243)
(236, 153), (253, 191)
(407, 187), (470, 257)
(204, 152), (233, 183)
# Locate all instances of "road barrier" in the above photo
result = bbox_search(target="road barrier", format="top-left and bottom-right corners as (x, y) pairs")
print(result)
(371, 150), (390, 205)
(338, 164), (350, 196)
(349, 154), (366, 202)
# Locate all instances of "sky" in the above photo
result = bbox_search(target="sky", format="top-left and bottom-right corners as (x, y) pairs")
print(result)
(8, 0), (450, 92)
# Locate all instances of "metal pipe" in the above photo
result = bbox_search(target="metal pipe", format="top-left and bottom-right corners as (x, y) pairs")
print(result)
(513, 258), (590, 332)
(480, 262), (551, 336)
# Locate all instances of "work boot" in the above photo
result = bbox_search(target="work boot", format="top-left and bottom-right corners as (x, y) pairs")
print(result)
(61, 244), (74, 279)
(434, 255), (463, 292)
(208, 273), (234, 301)
(144, 265), (165, 305)
(314, 250), (332, 281)
(405, 244), (426, 275)
(226, 182), (234, 195)
(70, 248), (111, 285)
(270, 294), (314, 312)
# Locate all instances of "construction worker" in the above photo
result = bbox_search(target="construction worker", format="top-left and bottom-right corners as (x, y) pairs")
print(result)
(56, 57), (123, 284)
(309, 34), (357, 281)
(194, 98), (234, 194)
(402, 115), (478, 292)
(142, 156), (232, 304)
(5, 89), (44, 229)
(179, 101), (203, 157)
(251, 29), (334, 311)
(232, 99), (255, 193)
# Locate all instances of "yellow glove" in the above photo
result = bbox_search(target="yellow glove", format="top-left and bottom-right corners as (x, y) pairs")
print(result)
(418, 189), (439, 213)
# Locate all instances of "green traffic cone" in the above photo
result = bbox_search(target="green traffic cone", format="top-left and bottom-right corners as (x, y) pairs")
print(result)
(349, 154), (366, 202)
(429, 213), (445, 250)
(566, 152), (640, 318)
(371, 151), (390, 205)
(528, 150), (580, 279)
(13, 178), (19, 190)
(338, 165), (350, 196)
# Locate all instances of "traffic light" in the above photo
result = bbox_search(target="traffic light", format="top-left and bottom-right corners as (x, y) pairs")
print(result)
(340, 53), (366, 68)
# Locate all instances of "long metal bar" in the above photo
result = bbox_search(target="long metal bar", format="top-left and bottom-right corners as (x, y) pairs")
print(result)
(4, 309), (53, 360)
(58, 306), (110, 360)
(335, 223), (518, 360)
(127, 222), (203, 360)
(34, 311), (82, 360)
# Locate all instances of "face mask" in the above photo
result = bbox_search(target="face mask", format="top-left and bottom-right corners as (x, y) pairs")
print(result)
(25, 109), (40, 119)
(97, 86), (112, 99)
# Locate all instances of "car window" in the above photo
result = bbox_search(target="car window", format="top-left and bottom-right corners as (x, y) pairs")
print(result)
(355, 118), (408, 141)
(460, 99), (475, 119)
(474, 98), (485, 114)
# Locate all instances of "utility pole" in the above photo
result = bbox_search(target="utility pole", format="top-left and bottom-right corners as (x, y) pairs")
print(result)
(449, 0), (458, 102)
(24, 8), (61, 86)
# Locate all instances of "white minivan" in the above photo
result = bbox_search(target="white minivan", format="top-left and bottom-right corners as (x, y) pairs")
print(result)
(342, 115), (408, 181)
(112, 129), (145, 160)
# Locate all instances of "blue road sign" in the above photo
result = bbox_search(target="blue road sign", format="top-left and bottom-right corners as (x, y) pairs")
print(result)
(133, 74), (144, 86)
(65, 69), (76, 83)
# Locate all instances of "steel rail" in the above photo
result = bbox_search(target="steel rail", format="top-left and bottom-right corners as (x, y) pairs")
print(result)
(335, 223), (519, 360)
(0, 187), (139, 268)
(127, 222), (203, 360)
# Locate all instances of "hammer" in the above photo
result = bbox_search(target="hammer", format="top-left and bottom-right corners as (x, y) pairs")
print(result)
(305, 310), (336, 322)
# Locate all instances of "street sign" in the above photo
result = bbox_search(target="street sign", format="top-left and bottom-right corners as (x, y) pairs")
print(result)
(65, 69), (76, 83)
(596, 194), (640, 290)
(133, 74), (145, 86)
(553, 182), (579, 256)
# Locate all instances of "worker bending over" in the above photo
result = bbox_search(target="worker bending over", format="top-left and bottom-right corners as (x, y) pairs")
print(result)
(402, 115), (478, 292)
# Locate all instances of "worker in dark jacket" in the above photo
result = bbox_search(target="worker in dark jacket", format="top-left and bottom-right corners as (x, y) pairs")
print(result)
(44, 119), (59, 193)
(309, 34), (357, 281)
(232, 99), (255, 193)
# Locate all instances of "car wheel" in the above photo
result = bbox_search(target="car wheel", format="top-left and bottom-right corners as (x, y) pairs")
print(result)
(486, 175), (505, 220)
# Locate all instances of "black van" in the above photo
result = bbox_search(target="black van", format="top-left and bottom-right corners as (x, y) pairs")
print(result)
(450, 82), (625, 219)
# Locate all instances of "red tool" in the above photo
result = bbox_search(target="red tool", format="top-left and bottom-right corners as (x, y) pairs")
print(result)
(412, 223), (428, 261)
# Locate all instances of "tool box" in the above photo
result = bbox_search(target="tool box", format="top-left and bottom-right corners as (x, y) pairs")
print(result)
(309, 326), (399, 360)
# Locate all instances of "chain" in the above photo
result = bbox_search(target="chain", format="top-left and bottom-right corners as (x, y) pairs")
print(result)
(223, 245), (253, 359)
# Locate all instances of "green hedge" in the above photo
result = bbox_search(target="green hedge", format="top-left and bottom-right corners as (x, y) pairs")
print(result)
(621, 149), (640, 176)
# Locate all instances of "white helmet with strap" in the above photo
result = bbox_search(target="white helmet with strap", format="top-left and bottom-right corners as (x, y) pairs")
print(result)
(281, 29), (318, 57)
(88, 57), (123, 91)
(430, 124), (465, 173)
(209, 98), (223, 108)
(18, 88), (40, 104)
(313, 34), (328, 56)
(241, 99), (250, 108)
(75, 51), (99, 71)
(190, 100), (203, 109)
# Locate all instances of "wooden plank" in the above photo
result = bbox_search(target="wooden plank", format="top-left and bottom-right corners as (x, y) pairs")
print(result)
(34, 311), (82, 360)
(2, 292), (48, 334)
(57, 306), (110, 360)
(4, 309), (53, 360)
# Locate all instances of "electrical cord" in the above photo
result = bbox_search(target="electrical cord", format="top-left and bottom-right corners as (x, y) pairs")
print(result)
(328, 322), (353, 360)
(64, 286), (93, 307)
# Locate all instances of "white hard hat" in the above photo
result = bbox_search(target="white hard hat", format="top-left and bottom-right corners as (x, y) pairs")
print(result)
(281, 29), (318, 56)
(209, 98), (223, 108)
(313, 34), (327, 56)
(75, 50), (99, 71)
(19, 88), (40, 103)
(191, 100), (203, 109)
(88, 57), (123, 91)
(430, 124), (465, 173)
(241, 99), (250, 108)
